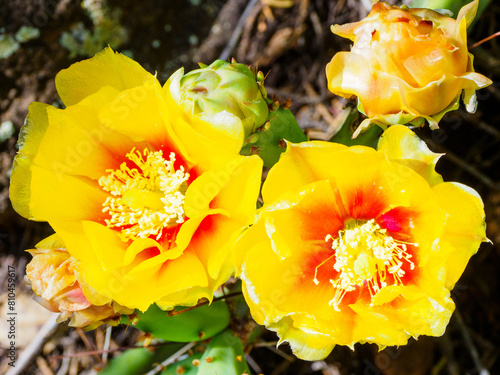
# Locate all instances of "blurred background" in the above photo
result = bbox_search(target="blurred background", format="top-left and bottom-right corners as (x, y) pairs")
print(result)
(0, 0), (499, 374)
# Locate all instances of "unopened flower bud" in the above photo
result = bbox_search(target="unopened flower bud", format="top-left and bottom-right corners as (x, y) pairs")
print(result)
(169, 60), (269, 146)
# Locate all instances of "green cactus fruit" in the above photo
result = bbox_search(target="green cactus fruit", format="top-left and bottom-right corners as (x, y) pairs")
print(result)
(241, 102), (308, 168)
(169, 59), (269, 142)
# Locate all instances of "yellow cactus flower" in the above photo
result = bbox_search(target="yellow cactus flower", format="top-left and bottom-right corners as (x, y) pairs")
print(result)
(326, 0), (491, 135)
(26, 234), (134, 329)
(10, 47), (262, 311)
(234, 125), (487, 360)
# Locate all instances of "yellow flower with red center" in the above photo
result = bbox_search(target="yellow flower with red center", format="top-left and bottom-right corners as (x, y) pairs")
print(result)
(10, 47), (263, 311)
(234, 125), (487, 360)
(26, 234), (134, 329)
(326, 0), (491, 135)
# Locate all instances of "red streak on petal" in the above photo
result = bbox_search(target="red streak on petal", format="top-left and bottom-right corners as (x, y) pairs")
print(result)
(377, 207), (422, 286)
(158, 224), (183, 249)
(398, 244), (420, 285)
(135, 247), (161, 263)
(303, 249), (338, 286)
(344, 285), (370, 306)
(378, 207), (419, 237)
(196, 214), (215, 234)
(346, 184), (388, 221)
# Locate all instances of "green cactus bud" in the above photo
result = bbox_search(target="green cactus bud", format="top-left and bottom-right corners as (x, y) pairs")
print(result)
(169, 59), (269, 142)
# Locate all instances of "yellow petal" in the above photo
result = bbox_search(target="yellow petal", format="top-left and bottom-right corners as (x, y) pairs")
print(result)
(455, 0), (478, 34)
(348, 302), (411, 347)
(10, 102), (50, 219)
(155, 285), (211, 310)
(370, 285), (405, 306)
(269, 317), (336, 361)
(168, 112), (232, 172)
(97, 79), (169, 143)
(241, 232), (337, 325)
(29, 166), (108, 222)
(209, 155), (262, 222)
(187, 213), (238, 280)
(123, 237), (182, 267)
(184, 170), (229, 218)
(386, 294), (455, 339)
(81, 221), (126, 268)
(264, 180), (343, 259)
(433, 181), (487, 288)
(35, 105), (132, 180)
(263, 141), (347, 203)
(35, 233), (66, 250)
(76, 85), (121, 112)
(50, 220), (100, 265)
(55, 47), (154, 107)
(377, 125), (443, 186)
(151, 252), (209, 306)
(401, 74), (488, 116)
(232, 220), (267, 275)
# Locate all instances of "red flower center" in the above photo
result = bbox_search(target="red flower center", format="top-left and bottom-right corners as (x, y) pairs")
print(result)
(98, 148), (190, 242)
(314, 219), (416, 311)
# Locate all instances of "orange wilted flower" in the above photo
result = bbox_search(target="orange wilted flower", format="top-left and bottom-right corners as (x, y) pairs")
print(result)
(326, 0), (491, 135)
(26, 235), (134, 329)
(10, 48), (262, 311)
(234, 126), (487, 360)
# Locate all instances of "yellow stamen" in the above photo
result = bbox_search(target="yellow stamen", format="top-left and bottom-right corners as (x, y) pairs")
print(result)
(318, 219), (416, 311)
(98, 148), (189, 242)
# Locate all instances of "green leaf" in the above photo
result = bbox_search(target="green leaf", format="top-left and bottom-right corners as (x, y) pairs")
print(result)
(99, 344), (183, 375)
(197, 330), (250, 375)
(329, 108), (383, 148)
(132, 301), (230, 342)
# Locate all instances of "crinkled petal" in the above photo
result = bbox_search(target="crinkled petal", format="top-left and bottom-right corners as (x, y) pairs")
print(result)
(270, 316), (336, 361)
(377, 125), (443, 186)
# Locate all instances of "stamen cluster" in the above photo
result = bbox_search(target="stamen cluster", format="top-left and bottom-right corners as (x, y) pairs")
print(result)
(317, 219), (415, 311)
(99, 148), (189, 241)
